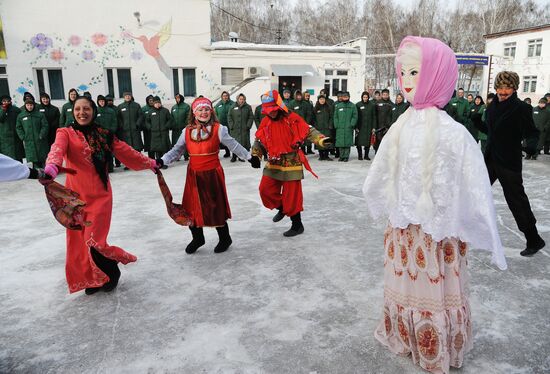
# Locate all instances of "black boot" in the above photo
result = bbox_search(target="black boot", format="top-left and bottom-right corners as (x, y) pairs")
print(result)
(186, 226), (205, 254)
(273, 207), (285, 222)
(89, 247), (121, 293)
(365, 147), (371, 160)
(283, 212), (304, 237)
(230, 154), (237, 163)
(214, 223), (232, 253)
(85, 287), (102, 295)
(357, 146), (363, 160)
(306, 145), (314, 155)
(521, 228), (545, 257)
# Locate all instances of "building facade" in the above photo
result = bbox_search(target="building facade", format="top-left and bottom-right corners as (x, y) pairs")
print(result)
(0, 0), (366, 107)
(482, 24), (550, 100)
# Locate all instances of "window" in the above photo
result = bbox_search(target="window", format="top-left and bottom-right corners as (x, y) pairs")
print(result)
(221, 68), (243, 86)
(523, 76), (537, 93)
(503, 42), (516, 58)
(325, 69), (349, 96)
(527, 38), (542, 57)
(0, 65), (8, 97)
(34, 69), (65, 100)
(172, 68), (196, 97)
(105, 68), (132, 98)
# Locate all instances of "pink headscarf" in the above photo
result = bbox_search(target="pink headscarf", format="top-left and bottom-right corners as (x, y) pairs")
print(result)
(396, 36), (458, 110)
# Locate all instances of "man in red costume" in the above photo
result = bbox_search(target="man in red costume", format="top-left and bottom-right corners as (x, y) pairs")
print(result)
(253, 90), (331, 237)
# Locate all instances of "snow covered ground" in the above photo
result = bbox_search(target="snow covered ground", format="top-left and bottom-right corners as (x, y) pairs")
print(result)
(1, 150), (549, 373)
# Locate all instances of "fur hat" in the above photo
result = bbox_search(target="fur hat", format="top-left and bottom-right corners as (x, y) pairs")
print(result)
(494, 71), (519, 90)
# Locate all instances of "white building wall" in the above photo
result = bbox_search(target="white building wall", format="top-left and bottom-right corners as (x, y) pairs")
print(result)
(209, 48), (363, 105)
(0, 0), (212, 107)
(482, 27), (550, 101)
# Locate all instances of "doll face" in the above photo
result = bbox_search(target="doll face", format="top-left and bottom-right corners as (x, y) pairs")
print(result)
(400, 63), (421, 103)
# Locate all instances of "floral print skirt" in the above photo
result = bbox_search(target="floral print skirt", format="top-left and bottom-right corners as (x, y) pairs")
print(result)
(375, 224), (472, 374)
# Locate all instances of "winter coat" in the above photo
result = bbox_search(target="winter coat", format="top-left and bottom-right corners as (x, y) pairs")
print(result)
(391, 102), (409, 124)
(59, 101), (75, 127)
(466, 103), (480, 140)
(356, 100), (376, 146)
(313, 103), (333, 136)
(215, 99), (234, 127)
(171, 101), (190, 145)
(289, 99), (313, 125)
(475, 105), (487, 141)
(228, 102), (254, 149)
(473, 92), (539, 172)
(146, 107), (173, 153)
(333, 101), (358, 147)
(375, 99), (394, 129)
(117, 101), (144, 151)
(96, 106), (118, 133)
(448, 97), (469, 125)
(16, 109), (49, 163)
(141, 104), (154, 152)
(533, 106), (550, 150)
(254, 105), (265, 128)
(0, 105), (25, 160)
(38, 103), (60, 146)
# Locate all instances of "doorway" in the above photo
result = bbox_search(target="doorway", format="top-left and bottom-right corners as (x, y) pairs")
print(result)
(278, 76), (302, 95)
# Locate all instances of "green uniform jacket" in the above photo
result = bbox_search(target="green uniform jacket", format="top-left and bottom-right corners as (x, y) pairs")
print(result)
(254, 105), (265, 128)
(391, 102), (409, 124)
(16, 109), (49, 163)
(356, 101), (376, 146)
(215, 99), (234, 127)
(96, 106), (118, 133)
(38, 103), (60, 146)
(171, 102), (190, 145)
(146, 107), (174, 153)
(289, 99), (313, 124)
(141, 104), (154, 152)
(476, 105), (487, 141)
(117, 101), (144, 151)
(333, 101), (358, 147)
(283, 98), (292, 109)
(0, 105), (25, 160)
(375, 99), (394, 129)
(59, 101), (75, 127)
(313, 103), (333, 136)
(449, 97), (469, 125)
(228, 103), (254, 149)
(533, 106), (550, 150)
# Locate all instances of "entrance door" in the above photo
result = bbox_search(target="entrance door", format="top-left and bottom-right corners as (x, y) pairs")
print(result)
(278, 76), (302, 95)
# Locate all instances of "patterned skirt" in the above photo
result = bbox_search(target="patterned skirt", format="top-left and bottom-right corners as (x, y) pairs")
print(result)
(375, 224), (472, 374)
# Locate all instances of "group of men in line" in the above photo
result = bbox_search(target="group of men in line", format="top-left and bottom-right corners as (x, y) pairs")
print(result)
(1, 86), (549, 169)
(444, 88), (550, 159)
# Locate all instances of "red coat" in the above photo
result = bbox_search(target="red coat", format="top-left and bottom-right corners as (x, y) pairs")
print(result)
(47, 127), (152, 293)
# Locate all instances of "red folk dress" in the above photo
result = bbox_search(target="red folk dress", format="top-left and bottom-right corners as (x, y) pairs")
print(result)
(46, 127), (152, 293)
(183, 122), (231, 227)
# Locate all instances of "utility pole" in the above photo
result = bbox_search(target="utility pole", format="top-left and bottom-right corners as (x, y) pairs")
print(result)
(276, 29), (282, 45)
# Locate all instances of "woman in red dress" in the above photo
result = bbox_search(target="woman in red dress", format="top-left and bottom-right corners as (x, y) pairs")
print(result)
(44, 96), (156, 295)
(156, 97), (260, 254)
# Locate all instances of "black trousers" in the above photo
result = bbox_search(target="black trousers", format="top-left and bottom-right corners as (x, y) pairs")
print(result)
(486, 157), (537, 234)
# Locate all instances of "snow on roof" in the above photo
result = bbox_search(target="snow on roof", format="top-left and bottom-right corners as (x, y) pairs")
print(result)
(205, 41), (360, 54)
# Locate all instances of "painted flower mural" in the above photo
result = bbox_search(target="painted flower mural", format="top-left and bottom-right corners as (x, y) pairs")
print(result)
(30, 33), (53, 53)
(50, 49), (64, 62)
(77, 84), (89, 92)
(91, 33), (108, 47)
(82, 50), (95, 61)
(68, 35), (81, 46)
(16, 86), (28, 95)
(147, 82), (158, 90)
(130, 51), (143, 61)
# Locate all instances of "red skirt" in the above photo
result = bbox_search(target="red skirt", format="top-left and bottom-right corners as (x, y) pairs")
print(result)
(183, 154), (231, 227)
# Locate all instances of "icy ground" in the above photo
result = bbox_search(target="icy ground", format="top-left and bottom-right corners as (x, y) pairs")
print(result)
(1, 150), (549, 374)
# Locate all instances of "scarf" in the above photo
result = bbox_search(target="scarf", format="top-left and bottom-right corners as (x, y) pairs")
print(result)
(71, 123), (113, 190)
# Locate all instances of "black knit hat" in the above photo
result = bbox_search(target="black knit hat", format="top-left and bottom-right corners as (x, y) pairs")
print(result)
(153, 96), (161, 103)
